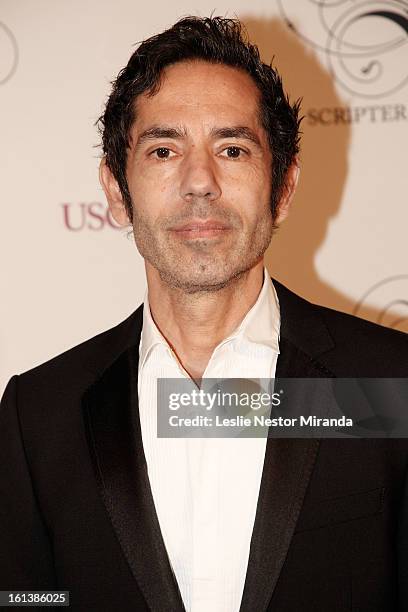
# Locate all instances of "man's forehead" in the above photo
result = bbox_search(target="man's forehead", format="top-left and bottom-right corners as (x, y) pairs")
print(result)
(131, 61), (265, 140)
(134, 60), (261, 116)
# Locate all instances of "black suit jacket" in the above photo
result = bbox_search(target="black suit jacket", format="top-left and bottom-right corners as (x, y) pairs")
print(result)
(1, 280), (408, 612)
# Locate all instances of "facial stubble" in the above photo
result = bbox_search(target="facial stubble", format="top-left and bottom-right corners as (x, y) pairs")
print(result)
(132, 199), (275, 294)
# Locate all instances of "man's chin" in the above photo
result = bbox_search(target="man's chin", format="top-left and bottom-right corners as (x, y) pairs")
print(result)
(157, 265), (247, 294)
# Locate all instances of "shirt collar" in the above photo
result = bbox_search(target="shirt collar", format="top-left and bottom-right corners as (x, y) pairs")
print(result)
(229, 268), (280, 352)
(139, 291), (168, 371)
(139, 267), (280, 370)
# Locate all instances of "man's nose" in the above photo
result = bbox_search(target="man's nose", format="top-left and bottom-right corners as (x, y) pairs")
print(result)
(179, 149), (222, 202)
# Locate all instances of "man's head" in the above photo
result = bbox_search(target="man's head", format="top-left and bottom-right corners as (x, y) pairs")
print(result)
(99, 16), (301, 292)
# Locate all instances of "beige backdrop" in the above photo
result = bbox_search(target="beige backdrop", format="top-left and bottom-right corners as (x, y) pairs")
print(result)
(1, 0), (407, 394)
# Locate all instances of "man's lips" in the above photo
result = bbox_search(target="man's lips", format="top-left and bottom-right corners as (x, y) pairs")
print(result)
(170, 220), (232, 238)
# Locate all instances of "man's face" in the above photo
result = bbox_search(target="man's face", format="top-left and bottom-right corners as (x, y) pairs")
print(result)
(124, 60), (274, 292)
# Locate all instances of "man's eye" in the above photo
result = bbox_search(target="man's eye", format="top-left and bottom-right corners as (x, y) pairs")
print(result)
(221, 146), (245, 159)
(152, 147), (173, 159)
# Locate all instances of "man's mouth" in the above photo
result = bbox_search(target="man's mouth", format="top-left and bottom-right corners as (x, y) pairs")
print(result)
(170, 219), (232, 239)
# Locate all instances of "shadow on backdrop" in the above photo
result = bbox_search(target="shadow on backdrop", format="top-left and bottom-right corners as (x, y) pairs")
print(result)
(242, 17), (405, 331)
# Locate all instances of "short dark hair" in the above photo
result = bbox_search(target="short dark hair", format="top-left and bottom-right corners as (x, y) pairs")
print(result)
(97, 16), (301, 222)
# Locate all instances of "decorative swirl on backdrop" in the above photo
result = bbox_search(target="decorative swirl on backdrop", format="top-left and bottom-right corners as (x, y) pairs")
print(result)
(0, 21), (18, 85)
(277, 0), (408, 97)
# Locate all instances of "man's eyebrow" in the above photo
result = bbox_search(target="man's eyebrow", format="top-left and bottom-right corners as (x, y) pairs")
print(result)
(209, 126), (262, 147)
(134, 125), (263, 148)
(135, 126), (187, 147)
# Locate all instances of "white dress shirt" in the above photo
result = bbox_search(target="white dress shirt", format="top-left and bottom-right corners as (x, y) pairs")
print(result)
(137, 269), (280, 612)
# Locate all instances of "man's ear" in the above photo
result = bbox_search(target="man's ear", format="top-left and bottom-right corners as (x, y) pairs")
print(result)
(99, 157), (131, 226)
(274, 159), (300, 226)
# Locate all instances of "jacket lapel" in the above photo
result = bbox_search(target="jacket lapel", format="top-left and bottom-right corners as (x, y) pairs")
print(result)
(239, 280), (337, 612)
(83, 341), (185, 612)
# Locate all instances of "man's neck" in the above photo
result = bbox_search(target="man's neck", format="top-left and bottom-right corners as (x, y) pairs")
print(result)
(146, 260), (265, 380)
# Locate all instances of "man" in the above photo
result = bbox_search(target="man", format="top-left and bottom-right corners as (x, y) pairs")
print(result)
(1, 16), (407, 612)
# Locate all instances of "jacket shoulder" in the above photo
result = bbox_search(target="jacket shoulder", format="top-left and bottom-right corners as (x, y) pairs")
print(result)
(19, 306), (143, 391)
(317, 302), (407, 374)
(273, 279), (408, 376)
